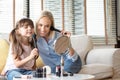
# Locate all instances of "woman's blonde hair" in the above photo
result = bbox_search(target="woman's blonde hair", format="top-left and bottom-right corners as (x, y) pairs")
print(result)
(35, 10), (55, 39)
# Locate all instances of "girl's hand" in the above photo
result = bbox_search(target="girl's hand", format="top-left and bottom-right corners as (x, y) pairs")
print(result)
(29, 48), (39, 59)
(61, 30), (71, 37)
(1, 70), (6, 76)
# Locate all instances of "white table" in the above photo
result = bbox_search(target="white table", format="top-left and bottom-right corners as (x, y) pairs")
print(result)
(13, 74), (95, 80)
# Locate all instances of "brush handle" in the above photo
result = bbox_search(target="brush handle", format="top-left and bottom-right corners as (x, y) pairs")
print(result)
(50, 27), (67, 34)
(32, 34), (37, 48)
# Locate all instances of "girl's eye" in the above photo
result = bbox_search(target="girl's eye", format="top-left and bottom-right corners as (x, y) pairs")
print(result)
(28, 25), (33, 28)
(24, 25), (28, 28)
(24, 25), (33, 29)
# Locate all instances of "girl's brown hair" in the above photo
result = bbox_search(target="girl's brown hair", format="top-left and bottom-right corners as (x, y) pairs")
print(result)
(9, 18), (34, 59)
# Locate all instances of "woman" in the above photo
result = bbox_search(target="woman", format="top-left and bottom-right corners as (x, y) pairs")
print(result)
(36, 10), (82, 73)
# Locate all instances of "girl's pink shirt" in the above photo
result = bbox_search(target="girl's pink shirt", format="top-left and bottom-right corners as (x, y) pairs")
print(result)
(4, 44), (35, 73)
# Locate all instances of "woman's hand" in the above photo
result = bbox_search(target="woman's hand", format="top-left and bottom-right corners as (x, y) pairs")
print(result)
(61, 30), (74, 56)
(61, 30), (71, 37)
(29, 48), (39, 59)
(69, 47), (75, 56)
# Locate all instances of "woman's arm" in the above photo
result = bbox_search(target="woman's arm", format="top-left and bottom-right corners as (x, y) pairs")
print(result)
(68, 47), (75, 56)
(61, 42), (82, 73)
(60, 30), (82, 73)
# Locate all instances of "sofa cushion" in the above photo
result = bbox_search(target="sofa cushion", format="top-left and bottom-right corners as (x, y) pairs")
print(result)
(36, 56), (44, 68)
(0, 39), (9, 73)
(113, 49), (120, 78)
(70, 35), (93, 65)
(79, 64), (113, 79)
(86, 49), (118, 65)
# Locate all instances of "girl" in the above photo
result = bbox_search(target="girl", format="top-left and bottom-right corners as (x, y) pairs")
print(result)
(1, 18), (38, 80)
(36, 11), (82, 73)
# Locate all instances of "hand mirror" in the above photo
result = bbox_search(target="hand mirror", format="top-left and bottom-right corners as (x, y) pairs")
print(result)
(54, 36), (70, 55)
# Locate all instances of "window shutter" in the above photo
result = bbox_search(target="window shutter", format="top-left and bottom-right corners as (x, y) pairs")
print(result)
(29, 0), (116, 45)
(23, 0), (29, 18)
(73, 0), (84, 35)
(43, 0), (62, 30)
(29, 0), (41, 23)
(0, 0), (13, 33)
(86, 0), (117, 45)
(64, 0), (84, 35)
(43, 0), (84, 34)
(106, 0), (117, 44)
(64, 0), (74, 34)
(15, 0), (25, 23)
(86, 0), (106, 45)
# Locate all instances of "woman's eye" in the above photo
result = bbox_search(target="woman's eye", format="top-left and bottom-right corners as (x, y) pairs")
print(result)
(29, 25), (34, 28)
(38, 24), (42, 27)
(45, 25), (50, 28)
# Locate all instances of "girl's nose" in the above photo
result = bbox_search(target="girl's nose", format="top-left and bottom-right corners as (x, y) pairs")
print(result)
(28, 26), (32, 29)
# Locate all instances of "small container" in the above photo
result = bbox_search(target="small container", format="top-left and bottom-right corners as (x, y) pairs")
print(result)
(43, 67), (46, 77)
(56, 65), (61, 77)
(33, 68), (43, 78)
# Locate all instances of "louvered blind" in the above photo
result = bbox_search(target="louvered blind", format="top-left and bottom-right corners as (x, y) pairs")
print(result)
(43, 0), (62, 30)
(15, 0), (24, 24)
(0, 0), (13, 33)
(64, 0), (74, 34)
(86, 0), (116, 45)
(64, 0), (84, 35)
(0, 0), (26, 33)
(29, 0), (116, 45)
(106, 0), (117, 44)
(29, 0), (41, 23)
(73, 0), (84, 35)
(42, 0), (84, 34)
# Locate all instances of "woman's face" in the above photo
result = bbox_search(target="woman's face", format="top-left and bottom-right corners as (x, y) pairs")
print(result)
(37, 17), (51, 38)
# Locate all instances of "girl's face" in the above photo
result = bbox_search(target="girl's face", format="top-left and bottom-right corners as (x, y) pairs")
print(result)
(18, 23), (34, 37)
(37, 17), (51, 38)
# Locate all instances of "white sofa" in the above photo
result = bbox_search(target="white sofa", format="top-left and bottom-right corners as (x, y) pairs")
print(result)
(70, 35), (120, 79)
(0, 34), (120, 80)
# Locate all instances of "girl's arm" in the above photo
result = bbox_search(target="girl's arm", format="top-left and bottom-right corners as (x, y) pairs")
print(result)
(0, 68), (6, 76)
(13, 48), (38, 68)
